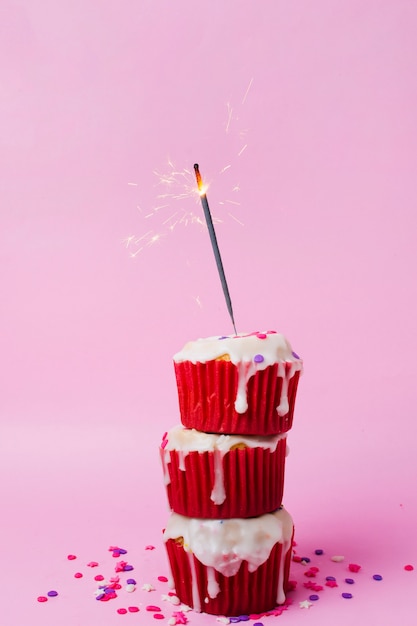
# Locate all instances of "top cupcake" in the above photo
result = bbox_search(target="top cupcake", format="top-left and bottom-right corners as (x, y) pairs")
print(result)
(173, 331), (303, 436)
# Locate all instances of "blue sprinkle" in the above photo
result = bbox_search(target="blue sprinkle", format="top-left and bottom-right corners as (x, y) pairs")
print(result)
(126, 578), (136, 585)
(373, 574), (383, 581)
(47, 590), (58, 597)
(345, 578), (355, 584)
(326, 576), (336, 581)
(292, 351), (300, 359)
(309, 594), (319, 601)
(96, 594), (105, 601)
(342, 592), (353, 599)
(254, 623), (264, 626)
(253, 354), (264, 363)
(123, 565), (134, 571)
(118, 548), (127, 555)
(229, 618), (241, 623)
(301, 557), (311, 563)
(239, 617), (250, 621)
(315, 549), (324, 555)
(104, 588), (115, 594)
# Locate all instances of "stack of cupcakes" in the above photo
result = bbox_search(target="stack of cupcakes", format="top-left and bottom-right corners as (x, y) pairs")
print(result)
(160, 331), (302, 616)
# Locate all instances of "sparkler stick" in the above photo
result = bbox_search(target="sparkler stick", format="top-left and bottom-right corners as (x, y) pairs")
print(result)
(194, 163), (237, 335)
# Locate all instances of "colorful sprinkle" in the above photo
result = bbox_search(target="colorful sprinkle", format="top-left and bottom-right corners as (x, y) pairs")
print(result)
(123, 565), (134, 571)
(94, 575), (105, 581)
(74, 572), (83, 578)
(342, 592), (353, 599)
(128, 606), (140, 613)
(126, 584), (136, 593)
(345, 578), (355, 584)
(47, 590), (58, 597)
(126, 578), (136, 584)
(348, 563), (361, 572)
(404, 564), (414, 571)
(87, 561), (99, 567)
(326, 576), (336, 581)
(145, 545), (156, 550)
(67, 554), (77, 560)
(253, 354), (264, 363)
(158, 576), (169, 582)
(309, 594), (319, 601)
(37, 596), (48, 602)
(301, 557), (311, 563)
(292, 351), (300, 358)
(314, 549), (323, 555)
(117, 608), (128, 614)
(154, 614), (165, 620)
(147, 606), (162, 612)
(373, 574), (383, 581)
(331, 555), (345, 562)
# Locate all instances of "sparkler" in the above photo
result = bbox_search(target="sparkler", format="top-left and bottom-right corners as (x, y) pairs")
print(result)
(194, 163), (237, 335)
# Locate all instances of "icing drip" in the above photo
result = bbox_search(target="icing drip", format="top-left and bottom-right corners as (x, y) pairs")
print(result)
(211, 449), (226, 505)
(187, 552), (201, 612)
(174, 331), (303, 416)
(206, 566), (220, 599)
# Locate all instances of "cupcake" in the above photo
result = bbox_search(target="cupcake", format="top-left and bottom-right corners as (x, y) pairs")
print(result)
(160, 426), (288, 519)
(173, 331), (302, 435)
(163, 507), (294, 616)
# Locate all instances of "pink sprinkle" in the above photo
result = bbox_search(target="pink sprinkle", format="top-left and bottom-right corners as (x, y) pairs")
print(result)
(147, 605), (162, 612)
(117, 608), (128, 614)
(172, 611), (187, 624)
(348, 564), (361, 573)
(37, 596), (48, 603)
(158, 576), (169, 582)
(153, 614), (165, 620)
(287, 580), (297, 591)
(145, 545), (156, 550)
(128, 606), (140, 613)
(404, 564), (414, 571)
(292, 555), (303, 563)
(257, 333), (267, 339)
(310, 567), (319, 573)
(161, 438), (168, 449)
(67, 554), (77, 560)
(325, 580), (338, 588)
(109, 546), (119, 551)
(74, 572), (83, 578)
(87, 561), (99, 567)
(304, 569), (317, 578)
(110, 576), (120, 583)
(94, 575), (105, 581)
(115, 561), (128, 572)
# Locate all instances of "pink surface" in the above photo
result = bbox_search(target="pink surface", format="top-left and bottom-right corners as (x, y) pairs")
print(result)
(1, 1), (417, 624)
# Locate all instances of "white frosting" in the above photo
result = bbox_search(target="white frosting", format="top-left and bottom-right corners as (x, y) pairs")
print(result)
(161, 426), (287, 505)
(164, 508), (293, 605)
(173, 331), (303, 415)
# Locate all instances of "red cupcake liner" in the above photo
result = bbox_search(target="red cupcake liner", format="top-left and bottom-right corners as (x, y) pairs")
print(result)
(161, 438), (287, 519)
(165, 534), (293, 615)
(174, 361), (300, 435)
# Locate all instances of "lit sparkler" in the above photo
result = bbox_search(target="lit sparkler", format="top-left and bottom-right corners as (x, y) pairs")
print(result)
(194, 163), (237, 334)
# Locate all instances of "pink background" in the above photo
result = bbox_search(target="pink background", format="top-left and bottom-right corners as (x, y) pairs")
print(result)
(1, 1), (416, 624)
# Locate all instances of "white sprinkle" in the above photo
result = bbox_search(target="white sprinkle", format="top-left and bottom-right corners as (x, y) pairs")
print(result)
(217, 618), (230, 624)
(168, 619), (176, 625)
(126, 584), (136, 593)
(331, 555), (345, 562)
(141, 583), (155, 591)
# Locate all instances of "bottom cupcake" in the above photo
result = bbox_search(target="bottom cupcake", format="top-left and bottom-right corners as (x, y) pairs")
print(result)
(163, 507), (294, 616)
